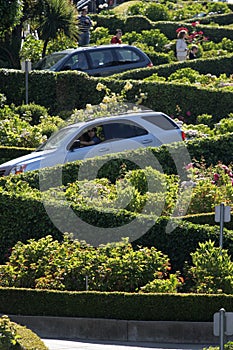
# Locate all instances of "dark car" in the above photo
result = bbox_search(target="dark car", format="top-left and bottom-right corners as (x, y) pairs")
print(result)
(33, 44), (153, 77)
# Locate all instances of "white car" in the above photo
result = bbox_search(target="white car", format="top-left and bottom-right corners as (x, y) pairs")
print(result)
(0, 110), (185, 176)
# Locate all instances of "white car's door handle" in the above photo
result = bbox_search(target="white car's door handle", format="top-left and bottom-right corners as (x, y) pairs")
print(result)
(142, 139), (153, 144)
(99, 147), (110, 152)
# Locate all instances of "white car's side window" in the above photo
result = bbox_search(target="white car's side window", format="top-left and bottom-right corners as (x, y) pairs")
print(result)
(103, 122), (148, 141)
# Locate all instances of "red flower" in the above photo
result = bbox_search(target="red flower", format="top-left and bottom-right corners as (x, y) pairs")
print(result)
(191, 21), (200, 27)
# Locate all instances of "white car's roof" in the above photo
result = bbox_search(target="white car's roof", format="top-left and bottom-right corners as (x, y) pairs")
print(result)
(65, 109), (160, 129)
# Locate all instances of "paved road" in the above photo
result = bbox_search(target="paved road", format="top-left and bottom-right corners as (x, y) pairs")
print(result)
(42, 339), (214, 350)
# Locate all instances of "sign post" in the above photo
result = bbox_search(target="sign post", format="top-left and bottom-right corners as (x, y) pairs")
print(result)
(21, 60), (32, 104)
(215, 203), (231, 252)
(214, 309), (233, 350)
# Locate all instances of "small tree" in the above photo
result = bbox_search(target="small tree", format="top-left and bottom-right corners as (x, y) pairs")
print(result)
(38, 0), (79, 57)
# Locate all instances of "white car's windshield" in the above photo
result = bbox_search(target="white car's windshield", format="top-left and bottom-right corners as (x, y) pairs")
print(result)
(37, 127), (76, 151)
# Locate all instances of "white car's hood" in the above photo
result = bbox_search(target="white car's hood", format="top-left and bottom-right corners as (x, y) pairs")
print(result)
(0, 149), (56, 167)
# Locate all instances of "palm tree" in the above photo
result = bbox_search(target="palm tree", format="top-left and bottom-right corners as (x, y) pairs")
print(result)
(39, 0), (79, 57)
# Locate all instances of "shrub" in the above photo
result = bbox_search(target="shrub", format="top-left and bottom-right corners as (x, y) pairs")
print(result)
(0, 235), (178, 293)
(140, 273), (181, 293)
(14, 103), (49, 126)
(0, 315), (21, 349)
(0, 315), (48, 350)
(144, 3), (170, 22)
(90, 27), (110, 45)
(189, 240), (233, 294)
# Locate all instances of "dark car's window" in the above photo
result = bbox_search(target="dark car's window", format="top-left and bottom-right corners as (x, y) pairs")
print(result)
(115, 48), (142, 64)
(103, 122), (148, 140)
(142, 115), (179, 130)
(33, 53), (67, 70)
(89, 49), (115, 68)
(64, 52), (89, 70)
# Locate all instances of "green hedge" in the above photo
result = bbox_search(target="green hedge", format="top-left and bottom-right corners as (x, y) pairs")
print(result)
(1, 184), (233, 272)
(154, 21), (233, 42)
(1, 62), (233, 118)
(187, 13), (233, 26)
(91, 14), (233, 42)
(115, 80), (233, 121)
(181, 212), (233, 231)
(0, 69), (100, 114)
(113, 54), (233, 81)
(0, 287), (233, 321)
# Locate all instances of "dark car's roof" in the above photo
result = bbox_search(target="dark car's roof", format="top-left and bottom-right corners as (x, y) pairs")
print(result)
(51, 44), (141, 55)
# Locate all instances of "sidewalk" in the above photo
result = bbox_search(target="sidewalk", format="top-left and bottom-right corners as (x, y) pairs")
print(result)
(42, 339), (215, 350)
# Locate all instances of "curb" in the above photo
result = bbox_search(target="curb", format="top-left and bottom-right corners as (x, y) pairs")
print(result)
(8, 315), (233, 344)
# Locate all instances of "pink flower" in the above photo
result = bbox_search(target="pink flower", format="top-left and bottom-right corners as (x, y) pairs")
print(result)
(186, 111), (191, 117)
(213, 173), (220, 181)
(192, 21), (200, 27)
(186, 163), (194, 170)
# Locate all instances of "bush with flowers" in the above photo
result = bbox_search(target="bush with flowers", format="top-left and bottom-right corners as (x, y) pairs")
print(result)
(0, 234), (181, 293)
(178, 161), (233, 215)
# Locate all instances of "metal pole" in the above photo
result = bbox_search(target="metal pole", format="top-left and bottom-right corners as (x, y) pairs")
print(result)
(219, 203), (224, 249)
(219, 203), (225, 253)
(85, 275), (89, 291)
(25, 60), (29, 104)
(219, 308), (225, 350)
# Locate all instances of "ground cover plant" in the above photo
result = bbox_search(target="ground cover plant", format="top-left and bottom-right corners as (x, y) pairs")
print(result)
(0, 315), (48, 350)
(204, 342), (233, 350)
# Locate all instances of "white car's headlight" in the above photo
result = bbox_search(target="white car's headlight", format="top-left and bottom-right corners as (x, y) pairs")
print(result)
(10, 164), (27, 175)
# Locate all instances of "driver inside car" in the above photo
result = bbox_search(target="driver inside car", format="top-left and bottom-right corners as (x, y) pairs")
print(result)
(80, 128), (101, 147)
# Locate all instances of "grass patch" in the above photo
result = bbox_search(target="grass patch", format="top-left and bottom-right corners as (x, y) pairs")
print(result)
(112, 0), (139, 15)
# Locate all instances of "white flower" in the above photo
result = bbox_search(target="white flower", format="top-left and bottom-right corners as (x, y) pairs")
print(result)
(99, 103), (107, 110)
(102, 96), (111, 103)
(96, 83), (106, 92)
(86, 104), (93, 111)
(124, 81), (133, 91)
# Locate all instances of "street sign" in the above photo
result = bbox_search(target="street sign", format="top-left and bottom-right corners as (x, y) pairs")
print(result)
(214, 312), (233, 336)
(21, 60), (32, 72)
(215, 205), (231, 222)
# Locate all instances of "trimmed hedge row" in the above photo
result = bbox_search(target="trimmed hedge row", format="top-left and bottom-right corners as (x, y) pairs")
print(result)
(181, 212), (233, 231)
(113, 54), (233, 81)
(91, 14), (233, 42)
(0, 288), (233, 321)
(1, 184), (233, 272)
(2, 67), (233, 119)
(188, 12), (233, 25)
(0, 69), (100, 114)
